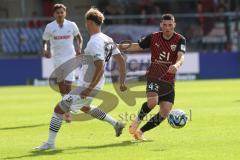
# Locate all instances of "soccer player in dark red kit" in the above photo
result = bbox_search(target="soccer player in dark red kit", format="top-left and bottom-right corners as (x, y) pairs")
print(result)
(118, 14), (186, 140)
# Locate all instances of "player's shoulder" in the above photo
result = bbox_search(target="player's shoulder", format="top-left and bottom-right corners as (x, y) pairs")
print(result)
(64, 19), (76, 25)
(65, 19), (75, 24)
(151, 31), (161, 37)
(87, 36), (102, 47)
(45, 21), (56, 28)
(64, 19), (77, 28)
(174, 32), (186, 41)
(93, 33), (113, 43)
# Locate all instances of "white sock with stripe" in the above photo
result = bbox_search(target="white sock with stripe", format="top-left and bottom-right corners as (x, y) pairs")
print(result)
(47, 112), (63, 145)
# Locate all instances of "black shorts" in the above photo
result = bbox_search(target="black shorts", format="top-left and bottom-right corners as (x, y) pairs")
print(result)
(146, 80), (175, 104)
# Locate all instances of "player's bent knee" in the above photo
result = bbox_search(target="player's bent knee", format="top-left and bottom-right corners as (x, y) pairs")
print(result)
(147, 100), (158, 109)
(80, 106), (91, 113)
(54, 104), (65, 114)
(159, 111), (169, 119)
(159, 103), (173, 118)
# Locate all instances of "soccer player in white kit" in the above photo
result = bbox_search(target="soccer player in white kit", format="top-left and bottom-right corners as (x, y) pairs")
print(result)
(43, 4), (83, 96)
(42, 4), (83, 122)
(35, 7), (127, 150)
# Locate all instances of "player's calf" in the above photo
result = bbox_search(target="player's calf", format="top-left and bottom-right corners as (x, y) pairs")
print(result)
(35, 104), (64, 150)
(129, 102), (153, 135)
(159, 101), (173, 118)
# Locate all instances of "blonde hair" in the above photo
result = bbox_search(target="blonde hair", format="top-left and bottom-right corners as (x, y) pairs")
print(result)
(85, 7), (104, 25)
(53, 3), (67, 12)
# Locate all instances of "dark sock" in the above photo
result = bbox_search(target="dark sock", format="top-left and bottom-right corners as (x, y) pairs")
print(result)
(140, 113), (165, 133)
(137, 102), (152, 121)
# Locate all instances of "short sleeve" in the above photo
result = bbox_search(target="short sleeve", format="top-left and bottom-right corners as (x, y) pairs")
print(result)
(138, 34), (151, 49)
(176, 37), (186, 53)
(72, 22), (80, 36)
(42, 24), (51, 41)
(112, 47), (121, 55)
(85, 41), (105, 61)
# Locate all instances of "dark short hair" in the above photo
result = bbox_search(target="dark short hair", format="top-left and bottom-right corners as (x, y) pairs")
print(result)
(161, 14), (175, 22)
(53, 4), (67, 13)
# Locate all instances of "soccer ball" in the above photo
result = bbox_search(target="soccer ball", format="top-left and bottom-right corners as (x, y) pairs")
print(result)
(168, 109), (188, 128)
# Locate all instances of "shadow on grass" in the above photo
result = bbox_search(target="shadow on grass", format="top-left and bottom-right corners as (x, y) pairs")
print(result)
(151, 149), (167, 152)
(233, 100), (240, 103)
(3, 149), (63, 160)
(67, 140), (153, 150)
(0, 124), (48, 131)
(2, 140), (153, 159)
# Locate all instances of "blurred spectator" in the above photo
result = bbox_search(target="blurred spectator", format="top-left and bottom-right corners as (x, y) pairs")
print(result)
(28, 11), (43, 28)
(197, 0), (215, 35)
(101, 1), (125, 25)
(42, 0), (54, 17)
(147, 5), (161, 25)
(104, 3), (115, 24)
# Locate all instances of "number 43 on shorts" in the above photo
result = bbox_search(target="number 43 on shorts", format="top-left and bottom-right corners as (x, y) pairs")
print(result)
(148, 82), (159, 92)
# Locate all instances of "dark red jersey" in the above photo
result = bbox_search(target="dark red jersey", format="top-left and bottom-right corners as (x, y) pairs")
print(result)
(138, 31), (186, 83)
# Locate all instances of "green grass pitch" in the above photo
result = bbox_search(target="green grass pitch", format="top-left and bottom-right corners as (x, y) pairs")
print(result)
(0, 79), (240, 160)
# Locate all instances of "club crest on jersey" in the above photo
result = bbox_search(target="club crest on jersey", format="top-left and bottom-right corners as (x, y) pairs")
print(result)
(170, 45), (176, 51)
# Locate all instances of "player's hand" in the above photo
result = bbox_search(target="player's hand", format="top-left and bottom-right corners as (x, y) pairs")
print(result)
(80, 88), (92, 99)
(75, 48), (81, 56)
(120, 83), (127, 92)
(43, 50), (51, 58)
(167, 64), (178, 74)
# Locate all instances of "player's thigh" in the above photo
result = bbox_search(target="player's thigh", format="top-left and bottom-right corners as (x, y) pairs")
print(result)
(59, 86), (101, 113)
(58, 81), (72, 95)
(158, 89), (175, 117)
(146, 80), (159, 108)
(59, 94), (93, 113)
(64, 70), (75, 83)
(53, 60), (75, 83)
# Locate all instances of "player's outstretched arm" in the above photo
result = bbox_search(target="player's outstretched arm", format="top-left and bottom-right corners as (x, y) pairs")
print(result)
(117, 43), (144, 52)
(113, 54), (127, 92)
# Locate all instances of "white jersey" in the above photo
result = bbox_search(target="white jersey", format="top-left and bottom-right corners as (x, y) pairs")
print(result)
(79, 32), (120, 89)
(43, 19), (80, 65)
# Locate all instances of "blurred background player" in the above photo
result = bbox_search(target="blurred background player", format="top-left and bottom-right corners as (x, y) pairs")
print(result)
(35, 7), (127, 150)
(118, 14), (186, 140)
(42, 4), (83, 122)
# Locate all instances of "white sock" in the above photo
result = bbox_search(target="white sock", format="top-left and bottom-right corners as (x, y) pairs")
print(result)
(103, 114), (117, 127)
(47, 112), (63, 145)
(47, 130), (57, 145)
(88, 105), (117, 126)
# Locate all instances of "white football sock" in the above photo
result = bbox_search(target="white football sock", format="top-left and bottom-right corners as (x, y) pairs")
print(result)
(88, 105), (117, 126)
(47, 112), (63, 145)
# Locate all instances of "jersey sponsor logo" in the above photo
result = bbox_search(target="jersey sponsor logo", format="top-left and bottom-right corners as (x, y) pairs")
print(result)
(53, 35), (71, 40)
(153, 59), (172, 64)
(181, 44), (186, 51)
(155, 43), (160, 48)
(170, 45), (176, 51)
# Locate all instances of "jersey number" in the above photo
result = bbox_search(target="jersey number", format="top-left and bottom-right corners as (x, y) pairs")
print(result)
(148, 82), (159, 92)
(159, 51), (170, 61)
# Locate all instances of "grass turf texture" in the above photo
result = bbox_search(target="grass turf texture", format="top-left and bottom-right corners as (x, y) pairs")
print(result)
(0, 79), (240, 160)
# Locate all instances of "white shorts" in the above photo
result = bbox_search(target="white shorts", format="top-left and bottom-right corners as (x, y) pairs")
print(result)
(59, 85), (102, 113)
(52, 59), (75, 82)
